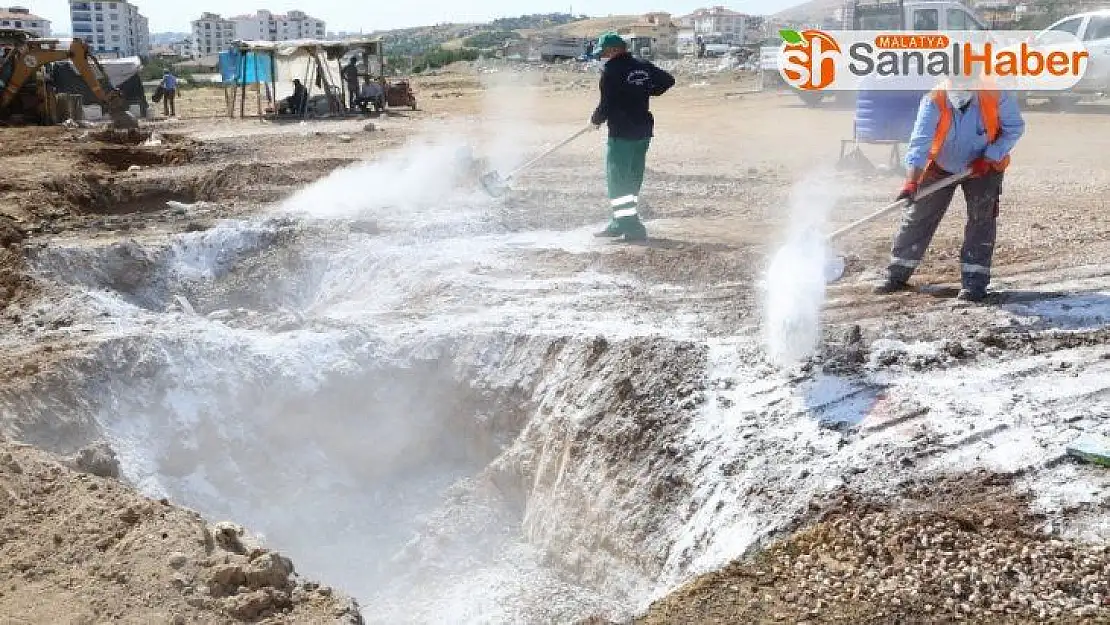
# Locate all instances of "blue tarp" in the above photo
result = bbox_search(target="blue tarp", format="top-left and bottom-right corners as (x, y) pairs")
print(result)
(219, 50), (273, 84)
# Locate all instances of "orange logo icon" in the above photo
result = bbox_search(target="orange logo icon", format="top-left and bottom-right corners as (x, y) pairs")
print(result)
(779, 29), (842, 91)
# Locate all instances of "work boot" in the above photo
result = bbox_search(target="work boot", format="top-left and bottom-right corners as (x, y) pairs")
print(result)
(594, 219), (623, 238)
(873, 277), (908, 294)
(956, 287), (987, 302)
(618, 216), (648, 242)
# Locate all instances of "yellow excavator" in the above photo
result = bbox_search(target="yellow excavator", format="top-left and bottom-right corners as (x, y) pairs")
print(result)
(0, 29), (137, 129)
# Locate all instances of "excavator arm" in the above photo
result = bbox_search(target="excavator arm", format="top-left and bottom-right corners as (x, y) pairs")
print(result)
(0, 38), (124, 114)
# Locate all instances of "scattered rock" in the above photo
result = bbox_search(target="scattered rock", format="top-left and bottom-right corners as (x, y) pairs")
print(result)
(363, 123), (376, 132)
(244, 552), (294, 590)
(167, 552), (188, 569)
(68, 442), (121, 479)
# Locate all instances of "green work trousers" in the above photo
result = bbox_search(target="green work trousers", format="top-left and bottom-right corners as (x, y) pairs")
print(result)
(605, 137), (651, 234)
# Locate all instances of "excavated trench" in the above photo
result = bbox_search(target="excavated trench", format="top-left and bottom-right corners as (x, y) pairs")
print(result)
(8, 143), (1110, 623)
(2, 198), (717, 622)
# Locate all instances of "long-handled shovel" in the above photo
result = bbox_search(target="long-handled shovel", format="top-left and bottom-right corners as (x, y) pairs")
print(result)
(825, 170), (971, 283)
(480, 125), (593, 197)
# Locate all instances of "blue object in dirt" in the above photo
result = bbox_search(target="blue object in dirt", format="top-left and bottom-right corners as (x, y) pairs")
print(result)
(853, 86), (926, 143)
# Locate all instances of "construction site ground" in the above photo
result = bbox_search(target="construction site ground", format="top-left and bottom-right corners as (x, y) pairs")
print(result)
(1, 63), (1109, 624)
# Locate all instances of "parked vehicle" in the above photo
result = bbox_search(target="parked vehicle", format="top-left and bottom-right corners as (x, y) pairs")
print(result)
(538, 37), (589, 62)
(762, 0), (989, 107)
(1028, 10), (1110, 107)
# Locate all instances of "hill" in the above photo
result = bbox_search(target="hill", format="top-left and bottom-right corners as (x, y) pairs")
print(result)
(773, 0), (844, 24)
(374, 13), (642, 57)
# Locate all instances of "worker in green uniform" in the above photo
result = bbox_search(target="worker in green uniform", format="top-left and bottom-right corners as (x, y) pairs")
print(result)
(590, 32), (675, 241)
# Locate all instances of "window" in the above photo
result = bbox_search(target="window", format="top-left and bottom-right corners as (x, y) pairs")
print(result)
(0, 21), (8, 26)
(94, 2), (102, 9)
(914, 9), (939, 30)
(111, 35), (119, 42)
(947, 9), (969, 30)
(110, 14), (117, 20)
(111, 24), (119, 31)
(109, 2), (117, 7)
(1050, 17), (1083, 36)
(13, 21), (20, 28)
(1084, 16), (1110, 41)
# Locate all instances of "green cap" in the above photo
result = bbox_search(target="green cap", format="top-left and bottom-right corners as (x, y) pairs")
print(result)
(596, 32), (627, 51)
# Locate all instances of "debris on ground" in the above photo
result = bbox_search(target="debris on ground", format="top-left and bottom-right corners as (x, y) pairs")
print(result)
(637, 472), (1110, 624)
(0, 440), (363, 624)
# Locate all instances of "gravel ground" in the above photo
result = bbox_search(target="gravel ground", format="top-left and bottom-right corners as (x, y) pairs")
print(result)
(637, 472), (1110, 624)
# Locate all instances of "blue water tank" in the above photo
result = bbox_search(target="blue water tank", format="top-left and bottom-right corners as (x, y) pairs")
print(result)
(854, 87), (926, 143)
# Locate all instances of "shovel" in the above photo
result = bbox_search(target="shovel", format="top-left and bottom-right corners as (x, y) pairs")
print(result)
(480, 125), (593, 197)
(824, 170), (971, 283)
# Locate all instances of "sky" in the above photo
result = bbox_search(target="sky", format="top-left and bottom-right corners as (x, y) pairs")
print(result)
(29, 0), (804, 34)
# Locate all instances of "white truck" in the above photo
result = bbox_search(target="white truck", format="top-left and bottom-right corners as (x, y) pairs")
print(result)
(762, 0), (989, 106)
(538, 37), (589, 62)
(1030, 10), (1110, 107)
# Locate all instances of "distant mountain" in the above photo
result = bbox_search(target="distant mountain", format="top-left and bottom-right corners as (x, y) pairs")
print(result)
(372, 13), (629, 56)
(151, 32), (190, 45)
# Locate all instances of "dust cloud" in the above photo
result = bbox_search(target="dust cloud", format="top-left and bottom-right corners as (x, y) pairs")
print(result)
(761, 173), (840, 367)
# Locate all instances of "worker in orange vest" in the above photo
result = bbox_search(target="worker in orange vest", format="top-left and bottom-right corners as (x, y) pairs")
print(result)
(874, 75), (1025, 302)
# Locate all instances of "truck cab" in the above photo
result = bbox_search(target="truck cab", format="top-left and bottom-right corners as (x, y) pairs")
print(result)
(849, 0), (988, 32)
(767, 0), (989, 106)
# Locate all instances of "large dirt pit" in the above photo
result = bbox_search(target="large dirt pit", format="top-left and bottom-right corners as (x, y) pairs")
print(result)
(2, 67), (1110, 624)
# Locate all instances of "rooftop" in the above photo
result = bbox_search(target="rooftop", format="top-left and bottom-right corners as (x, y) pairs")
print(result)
(0, 6), (46, 21)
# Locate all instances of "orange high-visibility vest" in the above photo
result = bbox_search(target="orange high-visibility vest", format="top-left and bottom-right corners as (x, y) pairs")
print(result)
(927, 85), (1011, 173)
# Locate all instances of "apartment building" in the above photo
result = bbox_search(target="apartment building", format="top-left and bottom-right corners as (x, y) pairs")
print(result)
(0, 6), (50, 37)
(230, 10), (326, 42)
(191, 12), (235, 57)
(69, 0), (151, 58)
(678, 6), (754, 43)
(618, 12), (679, 57)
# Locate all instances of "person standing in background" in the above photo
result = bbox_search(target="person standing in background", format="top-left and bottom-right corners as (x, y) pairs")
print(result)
(590, 32), (675, 242)
(160, 70), (177, 118)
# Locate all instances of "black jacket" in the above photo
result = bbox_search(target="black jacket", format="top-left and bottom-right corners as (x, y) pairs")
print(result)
(590, 53), (675, 140)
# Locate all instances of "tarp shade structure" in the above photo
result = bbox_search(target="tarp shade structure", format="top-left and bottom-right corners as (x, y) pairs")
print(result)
(219, 50), (273, 85)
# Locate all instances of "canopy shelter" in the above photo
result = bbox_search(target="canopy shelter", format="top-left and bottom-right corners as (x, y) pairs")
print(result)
(222, 38), (385, 120)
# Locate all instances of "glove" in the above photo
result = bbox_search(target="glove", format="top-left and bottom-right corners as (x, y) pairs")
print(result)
(970, 157), (995, 178)
(897, 180), (918, 204)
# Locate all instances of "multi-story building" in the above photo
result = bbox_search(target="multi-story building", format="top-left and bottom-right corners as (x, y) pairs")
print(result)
(191, 12), (235, 57)
(171, 38), (193, 58)
(0, 6), (50, 37)
(618, 12), (679, 57)
(678, 6), (754, 44)
(69, 1), (151, 58)
(231, 9), (326, 42)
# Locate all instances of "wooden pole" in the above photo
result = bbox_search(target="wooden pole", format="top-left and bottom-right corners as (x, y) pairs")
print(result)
(239, 52), (247, 119)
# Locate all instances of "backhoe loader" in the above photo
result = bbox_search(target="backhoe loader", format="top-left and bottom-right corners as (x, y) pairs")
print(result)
(0, 30), (137, 129)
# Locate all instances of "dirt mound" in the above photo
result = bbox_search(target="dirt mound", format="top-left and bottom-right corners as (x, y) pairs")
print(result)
(42, 174), (195, 215)
(0, 439), (363, 624)
(81, 145), (194, 172)
(195, 159), (358, 202)
(636, 471), (1110, 624)
(0, 246), (34, 310)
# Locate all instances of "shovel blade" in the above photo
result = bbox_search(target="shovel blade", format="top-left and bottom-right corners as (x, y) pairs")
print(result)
(480, 171), (509, 198)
